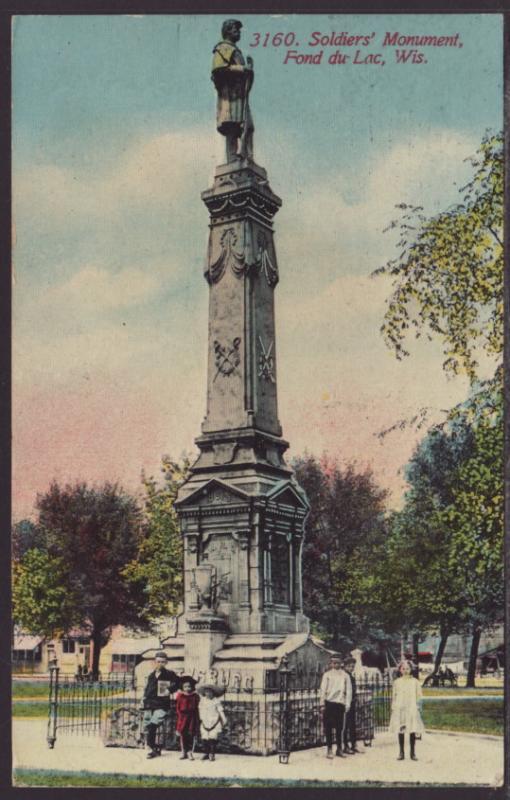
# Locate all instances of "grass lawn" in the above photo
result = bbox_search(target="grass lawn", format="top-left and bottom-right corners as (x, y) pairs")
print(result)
(12, 682), (50, 699)
(423, 699), (503, 736)
(12, 702), (49, 718)
(423, 687), (503, 697)
(12, 768), (477, 789)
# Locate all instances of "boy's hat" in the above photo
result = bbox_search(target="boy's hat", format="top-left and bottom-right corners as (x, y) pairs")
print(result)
(197, 683), (225, 697)
(179, 674), (197, 688)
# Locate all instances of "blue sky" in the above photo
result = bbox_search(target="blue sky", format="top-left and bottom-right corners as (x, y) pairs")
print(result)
(12, 13), (503, 517)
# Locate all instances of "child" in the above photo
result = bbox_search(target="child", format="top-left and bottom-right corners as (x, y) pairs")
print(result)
(175, 675), (200, 760)
(388, 660), (424, 761)
(342, 657), (359, 754)
(197, 684), (227, 761)
(319, 655), (352, 758)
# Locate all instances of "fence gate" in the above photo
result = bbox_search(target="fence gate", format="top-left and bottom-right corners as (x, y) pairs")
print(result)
(47, 664), (139, 748)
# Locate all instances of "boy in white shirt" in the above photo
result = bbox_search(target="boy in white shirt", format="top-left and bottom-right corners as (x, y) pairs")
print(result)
(319, 655), (352, 758)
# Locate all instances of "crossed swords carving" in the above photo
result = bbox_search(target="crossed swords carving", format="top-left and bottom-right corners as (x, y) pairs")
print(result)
(258, 336), (275, 382)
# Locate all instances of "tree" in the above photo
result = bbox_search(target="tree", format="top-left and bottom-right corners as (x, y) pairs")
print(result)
(441, 414), (504, 686)
(16, 481), (148, 678)
(12, 519), (46, 561)
(374, 392), (503, 686)
(293, 454), (388, 652)
(372, 130), (504, 684)
(371, 422), (475, 676)
(13, 548), (78, 637)
(373, 131), (503, 383)
(122, 456), (187, 622)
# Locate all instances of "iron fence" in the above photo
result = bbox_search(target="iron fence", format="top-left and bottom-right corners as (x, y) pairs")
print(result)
(105, 685), (282, 755)
(276, 659), (392, 761)
(47, 667), (138, 748)
(46, 659), (393, 761)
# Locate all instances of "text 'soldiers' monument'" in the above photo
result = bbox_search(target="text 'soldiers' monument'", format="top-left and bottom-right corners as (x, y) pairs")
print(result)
(144, 20), (330, 685)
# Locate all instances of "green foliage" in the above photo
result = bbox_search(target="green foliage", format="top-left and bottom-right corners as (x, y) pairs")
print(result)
(122, 455), (188, 621)
(12, 520), (46, 561)
(442, 416), (504, 625)
(12, 481), (149, 675)
(341, 133), (503, 660)
(12, 548), (78, 637)
(372, 383), (503, 657)
(36, 482), (147, 638)
(12, 458), (190, 669)
(370, 421), (476, 639)
(293, 454), (388, 651)
(373, 131), (503, 382)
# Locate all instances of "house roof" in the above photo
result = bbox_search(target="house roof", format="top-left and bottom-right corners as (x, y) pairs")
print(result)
(107, 636), (161, 655)
(13, 634), (44, 650)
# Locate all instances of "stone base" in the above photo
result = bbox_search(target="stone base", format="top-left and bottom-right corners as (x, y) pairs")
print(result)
(135, 631), (332, 691)
(184, 612), (229, 673)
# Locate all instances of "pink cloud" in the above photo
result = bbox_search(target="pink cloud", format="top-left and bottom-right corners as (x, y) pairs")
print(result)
(12, 382), (171, 520)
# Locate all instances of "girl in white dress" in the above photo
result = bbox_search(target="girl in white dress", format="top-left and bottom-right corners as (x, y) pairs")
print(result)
(388, 660), (425, 760)
(198, 685), (227, 761)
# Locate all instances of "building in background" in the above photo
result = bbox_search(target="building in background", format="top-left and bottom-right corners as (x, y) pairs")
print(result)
(12, 626), (161, 676)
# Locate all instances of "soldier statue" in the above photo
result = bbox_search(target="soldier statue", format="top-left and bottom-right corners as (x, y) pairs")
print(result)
(212, 19), (254, 162)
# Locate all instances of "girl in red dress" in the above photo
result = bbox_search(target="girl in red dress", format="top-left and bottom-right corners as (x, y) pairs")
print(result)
(175, 676), (200, 759)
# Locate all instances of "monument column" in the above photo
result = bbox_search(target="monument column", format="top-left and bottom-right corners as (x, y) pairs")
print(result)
(135, 20), (335, 703)
(175, 18), (310, 674)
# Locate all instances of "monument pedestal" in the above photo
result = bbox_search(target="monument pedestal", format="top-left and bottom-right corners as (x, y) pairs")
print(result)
(183, 612), (228, 674)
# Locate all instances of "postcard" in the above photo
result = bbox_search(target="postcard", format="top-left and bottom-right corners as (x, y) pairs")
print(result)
(11, 10), (504, 791)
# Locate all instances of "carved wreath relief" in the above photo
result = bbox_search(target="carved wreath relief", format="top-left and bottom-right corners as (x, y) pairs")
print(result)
(214, 337), (241, 379)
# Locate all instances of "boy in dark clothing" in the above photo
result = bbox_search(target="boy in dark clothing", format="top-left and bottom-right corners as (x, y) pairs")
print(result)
(142, 651), (179, 759)
(343, 657), (359, 754)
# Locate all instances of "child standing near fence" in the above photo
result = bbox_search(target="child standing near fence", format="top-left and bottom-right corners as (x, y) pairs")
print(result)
(175, 676), (200, 760)
(319, 655), (352, 759)
(198, 684), (227, 761)
(342, 657), (360, 754)
(388, 660), (424, 761)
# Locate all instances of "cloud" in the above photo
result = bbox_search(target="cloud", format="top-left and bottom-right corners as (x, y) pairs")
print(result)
(42, 264), (161, 311)
(13, 125), (483, 517)
(13, 259), (176, 383)
(13, 126), (217, 228)
(13, 294), (208, 389)
(277, 128), (479, 285)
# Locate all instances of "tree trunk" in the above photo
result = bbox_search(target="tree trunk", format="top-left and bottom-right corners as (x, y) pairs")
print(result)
(412, 632), (420, 664)
(428, 629), (449, 683)
(91, 629), (103, 681)
(466, 624), (482, 688)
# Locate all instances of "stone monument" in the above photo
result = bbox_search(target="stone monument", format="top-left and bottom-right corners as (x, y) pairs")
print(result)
(138, 19), (330, 691)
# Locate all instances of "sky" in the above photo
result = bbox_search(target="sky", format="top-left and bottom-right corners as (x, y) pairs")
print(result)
(12, 13), (503, 519)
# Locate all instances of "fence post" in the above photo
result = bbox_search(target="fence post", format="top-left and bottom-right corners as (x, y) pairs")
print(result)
(278, 655), (291, 764)
(46, 650), (60, 748)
